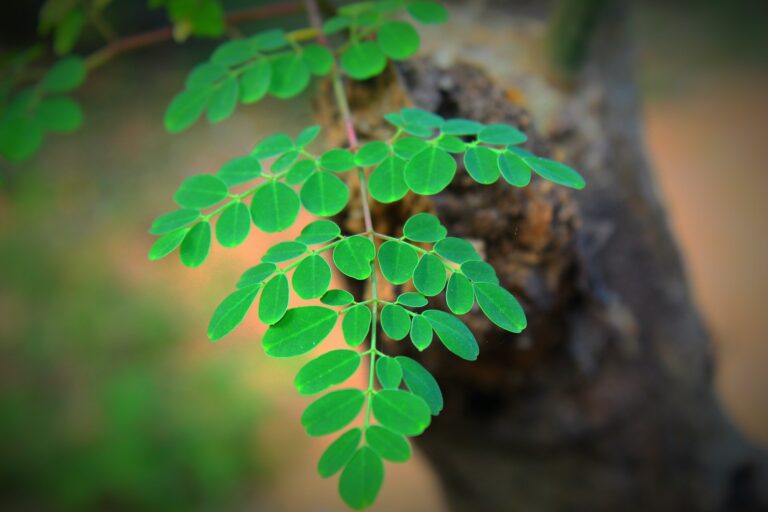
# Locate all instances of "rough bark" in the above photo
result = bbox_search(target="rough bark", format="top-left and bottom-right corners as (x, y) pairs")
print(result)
(316, 3), (768, 511)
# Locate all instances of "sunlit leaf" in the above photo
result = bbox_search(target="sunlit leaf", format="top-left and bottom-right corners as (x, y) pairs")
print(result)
(263, 306), (338, 357)
(251, 181), (300, 232)
(380, 304), (410, 341)
(342, 304), (371, 347)
(302, 388), (365, 436)
(372, 389), (431, 436)
(422, 309), (478, 361)
(295, 349), (362, 395)
(473, 282), (527, 333)
(318, 428), (362, 478)
(292, 254), (332, 300)
(413, 253), (447, 296)
(396, 356), (443, 415)
(258, 273), (289, 325)
(208, 285), (259, 341)
(333, 236), (375, 280)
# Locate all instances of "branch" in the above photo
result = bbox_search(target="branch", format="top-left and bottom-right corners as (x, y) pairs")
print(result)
(85, 2), (304, 71)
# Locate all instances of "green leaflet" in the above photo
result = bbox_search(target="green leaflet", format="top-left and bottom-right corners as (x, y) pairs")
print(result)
(36, 97), (83, 133)
(187, 62), (227, 89)
(269, 53), (310, 99)
(409, 315), (433, 351)
(272, 150), (299, 172)
(301, 389), (365, 436)
(302, 44), (334, 76)
(396, 356), (444, 415)
(436, 135), (466, 153)
(401, 108), (443, 129)
(251, 133), (294, 159)
(422, 309), (479, 361)
(262, 306), (338, 357)
(461, 260), (499, 284)
(375, 356), (403, 389)
(297, 219), (341, 245)
(206, 76), (239, 123)
(295, 349), (362, 395)
(339, 447), (384, 510)
(318, 428), (362, 478)
(292, 255), (332, 300)
(403, 213), (446, 242)
(407, 1), (449, 24)
(341, 42), (386, 80)
(377, 21), (420, 61)
(286, 159), (317, 185)
(372, 389), (431, 436)
(0, 115), (43, 162)
(464, 146), (500, 184)
(397, 292), (428, 308)
(355, 141), (390, 167)
(150, 209), (200, 235)
(413, 254), (447, 296)
(251, 181), (300, 233)
(333, 236), (375, 280)
(380, 305), (411, 341)
(320, 148), (356, 172)
(378, 240), (418, 285)
(295, 125), (322, 147)
(262, 241), (308, 263)
(529, 157), (586, 190)
(342, 304), (372, 347)
(440, 118), (484, 135)
(321, 289), (355, 306)
(258, 274), (289, 325)
(368, 156), (408, 203)
(446, 273), (474, 315)
(174, 174), (228, 209)
(477, 124), (527, 145)
(392, 137), (428, 159)
(300, 171), (350, 216)
(42, 56), (86, 93)
(215, 201), (250, 248)
(253, 29), (288, 51)
(404, 146), (456, 195)
(179, 221), (211, 268)
(473, 282), (527, 333)
(498, 150), (532, 187)
(148, 229), (188, 261)
(365, 426), (411, 463)
(211, 38), (259, 67)
(237, 262), (276, 289)
(434, 237), (481, 264)
(208, 285), (259, 341)
(164, 88), (210, 133)
(239, 60), (272, 103)
(217, 155), (261, 186)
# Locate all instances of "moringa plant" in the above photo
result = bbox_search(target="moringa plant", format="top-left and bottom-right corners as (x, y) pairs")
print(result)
(5, 0), (585, 509)
(148, 0), (585, 509)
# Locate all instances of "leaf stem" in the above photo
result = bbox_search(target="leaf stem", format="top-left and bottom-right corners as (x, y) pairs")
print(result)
(305, 0), (379, 429)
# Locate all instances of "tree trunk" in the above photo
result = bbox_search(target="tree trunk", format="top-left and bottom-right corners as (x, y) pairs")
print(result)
(317, 2), (768, 510)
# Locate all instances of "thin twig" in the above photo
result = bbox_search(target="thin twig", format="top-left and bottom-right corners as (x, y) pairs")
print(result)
(85, 2), (304, 71)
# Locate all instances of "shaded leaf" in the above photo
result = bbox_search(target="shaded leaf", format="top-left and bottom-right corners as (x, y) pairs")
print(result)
(422, 309), (478, 361)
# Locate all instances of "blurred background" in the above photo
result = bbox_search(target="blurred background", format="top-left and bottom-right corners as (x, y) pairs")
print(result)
(1, 0), (766, 510)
